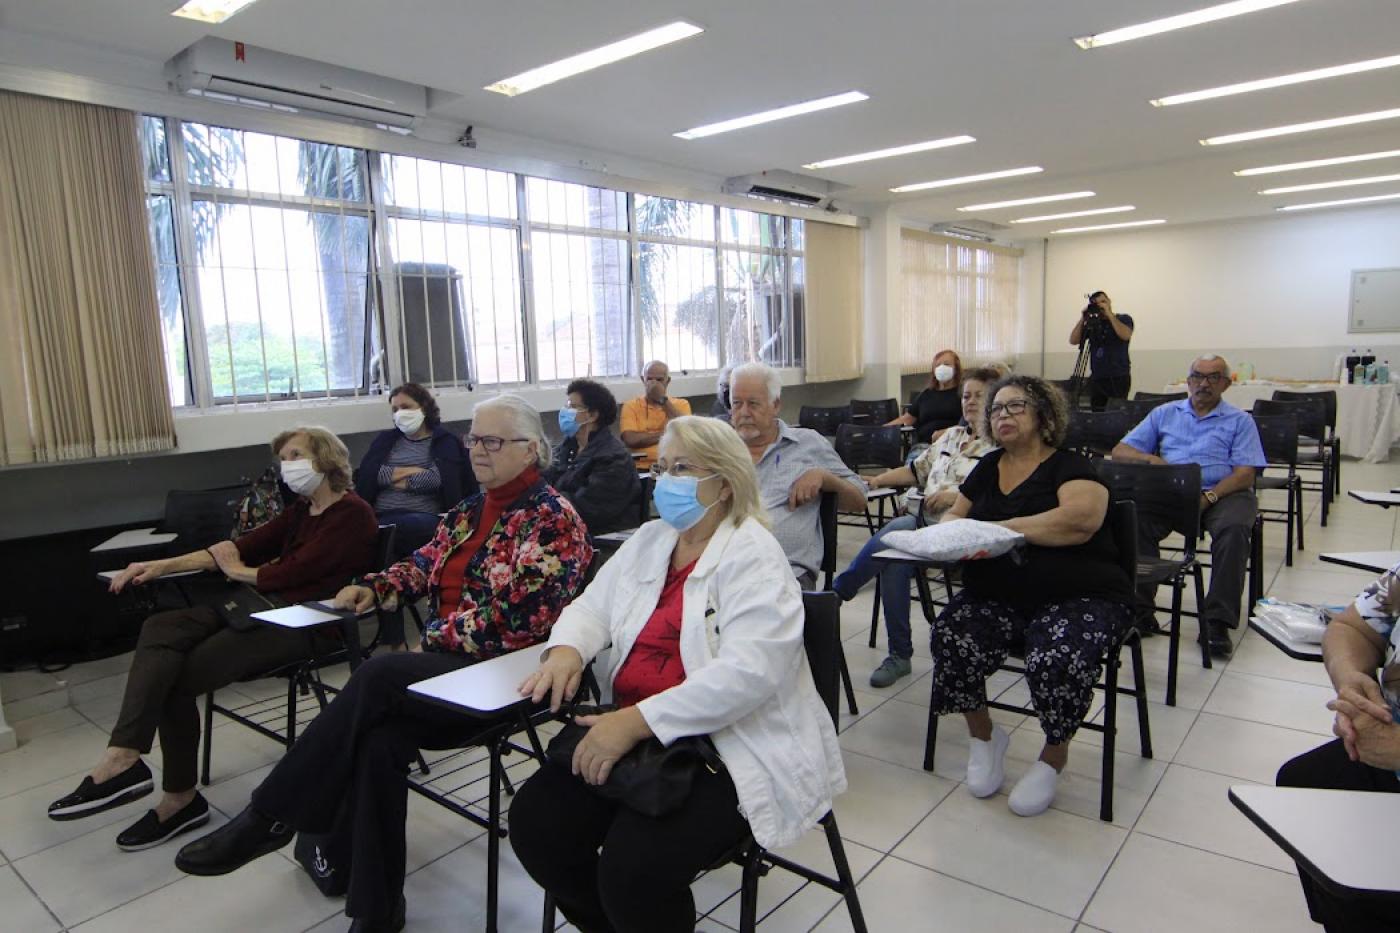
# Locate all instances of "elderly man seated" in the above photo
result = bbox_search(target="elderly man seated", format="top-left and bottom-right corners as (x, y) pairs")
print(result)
(1275, 560), (1400, 931)
(727, 361), (866, 587)
(620, 359), (691, 469)
(1111, 354), (1266, 658)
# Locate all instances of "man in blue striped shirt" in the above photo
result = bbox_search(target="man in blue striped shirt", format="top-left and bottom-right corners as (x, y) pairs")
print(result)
(1112, 355), (1267, 658)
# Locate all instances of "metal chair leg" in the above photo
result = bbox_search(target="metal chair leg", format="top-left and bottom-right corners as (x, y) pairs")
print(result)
(201, 691), (215, 786)
(923, 699), (939, 772)
(838, 645), (859, 716)
(738, 846), (763, 933)
(868, 577), (881, 649)
(1165, 581), (1182, 707)
(540, 892), (556, 933)
(1131, 636), (1153, 759)
(1194, 566), (1211, 671)
(1101, 647), (1119, 823)
(823, 813), (869, 933)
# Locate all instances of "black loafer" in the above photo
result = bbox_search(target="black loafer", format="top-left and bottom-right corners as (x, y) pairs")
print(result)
(48, 760), (154, 821)
(348, 896), (406, 933)
(116, 793), (211, 852)
(1202, 620), (1234, 659)
(174, 806), (293, 876)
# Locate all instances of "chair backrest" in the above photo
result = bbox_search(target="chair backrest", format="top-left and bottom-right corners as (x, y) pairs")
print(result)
(1106, 499), (1138, 585)
(833, 423), (904, 470)
(162, 485), (246, 552)
(849, 397), (899, 425)
(1273, 389), (1337, 430)
(1116, 398), (1167, 429)
(1250, 413), (1300, 467)
(798, 405), (852, 437)
(635, 472), (655, 527)
(1133, 391), (1187, 402)
(800, 590), (842, 727)
(1064, 409), (1130, 458)
(1253, 398), (1325, 442)
(1094, 460), (1203, 558)
(374, 524), (399, 570)
(818, 491), (838, 589)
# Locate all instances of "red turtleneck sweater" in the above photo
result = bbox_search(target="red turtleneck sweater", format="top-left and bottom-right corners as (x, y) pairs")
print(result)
(437, 466), (539, 608)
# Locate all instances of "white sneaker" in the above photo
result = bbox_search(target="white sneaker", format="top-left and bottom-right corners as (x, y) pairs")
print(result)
(965, 726), (1009, 798)
(1008, 761), (1060, 817)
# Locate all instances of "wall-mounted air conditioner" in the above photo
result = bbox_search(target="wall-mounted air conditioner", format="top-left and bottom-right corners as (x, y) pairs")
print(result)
(168, 38), (430, 130)
(928, 220), (1009, 243)
(722, 170), (836, 207)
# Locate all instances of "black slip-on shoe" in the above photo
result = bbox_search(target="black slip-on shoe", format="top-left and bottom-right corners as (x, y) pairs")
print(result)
(1201, 620), (1234, 659)
(116, 793), (211, 852)
(48, 760), (154, 822)
(347, 896), (406, 933)
(174, 806), (293, 876)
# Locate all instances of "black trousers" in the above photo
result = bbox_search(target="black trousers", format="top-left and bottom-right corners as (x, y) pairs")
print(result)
(109, 606), (338, 792)
(1277, 739), (1400, 931)
(250, 651), (479, 921)
(1089, 375), (1131, 411)
(510, 760), (749, 933)
(1137, 489), (1256, 630)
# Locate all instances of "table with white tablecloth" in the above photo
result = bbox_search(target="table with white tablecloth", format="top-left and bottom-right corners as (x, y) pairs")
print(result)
(1162, 381), (1400, 463)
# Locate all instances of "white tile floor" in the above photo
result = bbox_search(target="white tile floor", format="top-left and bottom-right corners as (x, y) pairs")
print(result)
(2, 461), (1396, 933)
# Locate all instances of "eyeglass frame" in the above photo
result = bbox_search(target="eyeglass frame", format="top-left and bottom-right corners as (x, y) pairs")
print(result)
(987, 398), (1032, 419)
(464, 434), (532, 452)
(1186, 370), (1228, 385)
(648, 460), (715, 479)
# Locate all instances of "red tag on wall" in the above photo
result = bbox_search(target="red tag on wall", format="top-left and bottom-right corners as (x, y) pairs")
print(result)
(234, 41), (246, 62)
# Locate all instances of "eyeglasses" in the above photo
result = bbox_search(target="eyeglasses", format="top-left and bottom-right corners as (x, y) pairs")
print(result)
(987, 399), (1031, 419)
(649, 461), (709, 478)
(464, 434), (531, 452)
(1186, 371), (1227, 385)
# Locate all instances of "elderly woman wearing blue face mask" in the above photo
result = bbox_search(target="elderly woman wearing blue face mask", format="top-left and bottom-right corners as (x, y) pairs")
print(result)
(48, 427), (377, 853)
(544, 379), (640, 536)
(510, 415), (847, 933)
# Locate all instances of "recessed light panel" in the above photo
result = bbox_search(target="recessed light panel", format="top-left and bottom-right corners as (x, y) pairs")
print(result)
(802, 136), (975, 170)
(1277, 192), (1400, 211)
(958, 192), (1095, 212)
(1152, 54), (1400, 107)
(675, 91), (868, 140)
(171, 0), (259, 23)
(890, 166), (1043, 194)
(485, 22), (704, 97)
(1073, 0), (1306, 49)
(1201, 107), (1400, 145)
(1012, 206), (1135, 224)
(1053, 219), (1166, 234)
(1235, 150), (1400, 176)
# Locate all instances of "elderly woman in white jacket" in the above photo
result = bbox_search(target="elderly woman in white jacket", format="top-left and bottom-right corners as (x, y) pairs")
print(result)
(510, 415), (845, 933)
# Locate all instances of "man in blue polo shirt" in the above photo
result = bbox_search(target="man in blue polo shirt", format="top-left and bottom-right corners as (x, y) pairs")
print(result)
(1112, 355), (1266, 658)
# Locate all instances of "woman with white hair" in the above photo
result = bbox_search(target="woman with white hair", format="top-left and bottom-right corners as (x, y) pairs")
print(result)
(173, 394), (593, 933)
(509, 415), (847, 933)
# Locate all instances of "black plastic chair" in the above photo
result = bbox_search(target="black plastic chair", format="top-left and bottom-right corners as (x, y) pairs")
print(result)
(1251, 413), (1304, 566)
(1109, 397), (1170, 430)
(798, 405), (852, 437)
(1254, 398), (1332, 526)
(1271, 389), (1342, 499)
(849, 398), (899, 425)
(161, 485), (247, 552)
(921, 500), (1152, 822)
(199, 523), (400, 785)
(1133, 391), (1187, 403)
(1064, 409), (1130, 458)
(833, 424), (904, 533)
(1095, 461), (1208, 705)
(818, 492), (859, 716)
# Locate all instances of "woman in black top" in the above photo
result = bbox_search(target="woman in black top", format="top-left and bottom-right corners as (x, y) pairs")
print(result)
(546, 379), (641, 536)
(930, 374), (1131, 818)
(889, 349), (963, 443)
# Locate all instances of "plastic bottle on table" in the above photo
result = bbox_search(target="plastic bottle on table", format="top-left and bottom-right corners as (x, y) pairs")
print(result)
(1379, 361), (1391, 385)
(1354, 361), (1367, 384)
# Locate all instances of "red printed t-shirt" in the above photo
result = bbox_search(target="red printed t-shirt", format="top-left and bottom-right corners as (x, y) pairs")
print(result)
(612, 558), (696, 708)
(437, 467), (539, 609)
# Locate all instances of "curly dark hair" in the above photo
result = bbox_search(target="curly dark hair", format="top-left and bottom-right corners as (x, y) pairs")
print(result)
(981, 374), (1070, 448)
(388, 383), (441, 428)
(566, 378), (619, 428)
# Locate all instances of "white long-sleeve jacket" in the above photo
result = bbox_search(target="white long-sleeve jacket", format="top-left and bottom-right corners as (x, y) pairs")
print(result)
(542, 516), (847, 849)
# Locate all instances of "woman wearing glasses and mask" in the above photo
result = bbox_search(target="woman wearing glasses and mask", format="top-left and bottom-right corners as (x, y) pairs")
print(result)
(173, 395), (592, 933)
(929, 375), (1132, 818)
(546, 379), (640, 536)
(510, 416), (846, 933)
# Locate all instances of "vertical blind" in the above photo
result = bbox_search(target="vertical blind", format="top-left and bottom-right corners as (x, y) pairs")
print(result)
(0, 92), (175, 464)
(804, 220), (864, 382)
(900, 229), (1021, 374)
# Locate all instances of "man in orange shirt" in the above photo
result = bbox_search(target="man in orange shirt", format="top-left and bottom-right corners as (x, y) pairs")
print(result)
(619, 360), (691, 468)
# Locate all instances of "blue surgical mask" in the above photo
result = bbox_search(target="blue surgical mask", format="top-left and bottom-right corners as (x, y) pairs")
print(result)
(557, 408), (580, 438)
(653, 472), (719, 530)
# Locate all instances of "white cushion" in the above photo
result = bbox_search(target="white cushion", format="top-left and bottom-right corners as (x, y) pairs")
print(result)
(883, 519), (1024, 562)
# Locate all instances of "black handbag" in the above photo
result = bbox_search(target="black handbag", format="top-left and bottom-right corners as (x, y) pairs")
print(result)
(212, 583), (286, 632)
(544, 704), (722, 818)
(293, 825), (350, 897)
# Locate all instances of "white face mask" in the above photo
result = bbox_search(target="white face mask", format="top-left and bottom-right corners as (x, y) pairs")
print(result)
(280, 458), (324, 497)
(393, 408), (425, 435)
(934, 364), (955, 384)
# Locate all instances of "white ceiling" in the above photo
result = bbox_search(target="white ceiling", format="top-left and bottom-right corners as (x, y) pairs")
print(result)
(4, 0), (1400, 237)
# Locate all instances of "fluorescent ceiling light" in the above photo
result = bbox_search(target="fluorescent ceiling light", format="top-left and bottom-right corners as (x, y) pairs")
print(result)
(1012, 205), (1135, 224)
(890, 166), (1043, 194)
(1259, 173), (1400, 194)
(958, 191), (1095, 211)
(485, 21), (704, 97)
(674, 91), (868, 140)
(1153, 54), (1400, 107)
(1073, 0), (1306, 49)
(1053, 219), (1166, 234)
(1201, 107), (1400, 145)
(170, 0), (259, 23)
(1277, 192), (1400, 211)
(1235, 149), (1400, 175)
(801, 135), (975, 170)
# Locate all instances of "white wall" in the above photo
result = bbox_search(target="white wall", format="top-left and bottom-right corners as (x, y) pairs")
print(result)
(1032, 204), (1400, 390)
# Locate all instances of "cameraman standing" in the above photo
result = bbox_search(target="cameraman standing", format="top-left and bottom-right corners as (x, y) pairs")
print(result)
(1069, 290), (1134, 410)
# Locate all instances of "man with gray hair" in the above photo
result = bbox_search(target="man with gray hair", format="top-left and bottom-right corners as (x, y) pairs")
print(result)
(728, 362), (866, 586)
(1112, 354), (1266, 658)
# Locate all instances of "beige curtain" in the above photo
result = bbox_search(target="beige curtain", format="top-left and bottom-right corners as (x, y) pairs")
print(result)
(900, 229), (1021, 374)
(803, 220), (863, 382)
(0, 92), (175, 465)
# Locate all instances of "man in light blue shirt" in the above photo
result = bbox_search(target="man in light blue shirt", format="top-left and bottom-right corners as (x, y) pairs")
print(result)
(1112, 355), (1266, 658)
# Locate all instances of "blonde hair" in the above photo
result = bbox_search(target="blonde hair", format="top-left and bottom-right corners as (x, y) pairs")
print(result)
(661, 416), (768, 529)
(271, 426), (352, 492)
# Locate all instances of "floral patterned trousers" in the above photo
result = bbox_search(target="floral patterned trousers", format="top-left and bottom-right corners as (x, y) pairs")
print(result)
(928, 592), (1132, 744)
